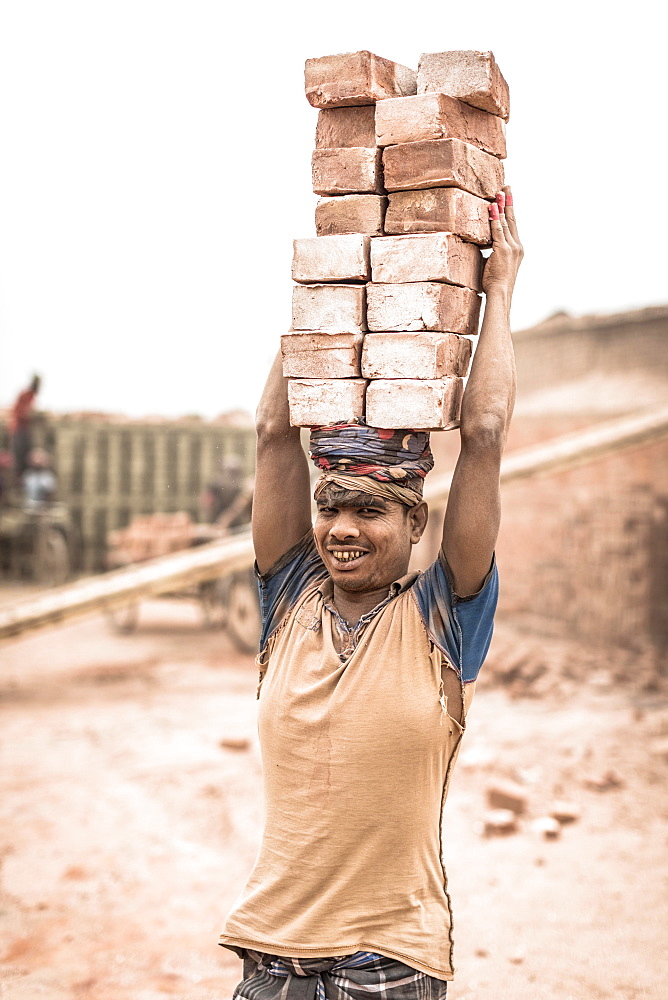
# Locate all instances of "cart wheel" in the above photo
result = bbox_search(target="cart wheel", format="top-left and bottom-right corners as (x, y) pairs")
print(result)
(199, 578), (228, 630)
(104, 602), (140, 634)
(225, 574), (261, 655)
(34, 527), (71, 586)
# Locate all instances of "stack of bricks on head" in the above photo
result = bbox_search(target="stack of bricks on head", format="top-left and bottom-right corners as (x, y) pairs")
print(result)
(284, 49), (509, 431)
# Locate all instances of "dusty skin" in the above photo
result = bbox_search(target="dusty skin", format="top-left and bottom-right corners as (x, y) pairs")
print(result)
(1, 590), (667, 1000)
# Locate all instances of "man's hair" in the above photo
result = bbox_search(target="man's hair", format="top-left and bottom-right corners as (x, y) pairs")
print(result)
(316, 482), (409, 514)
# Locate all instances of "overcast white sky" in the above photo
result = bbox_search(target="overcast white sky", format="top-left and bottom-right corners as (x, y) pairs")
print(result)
(0, 0), (666, 419)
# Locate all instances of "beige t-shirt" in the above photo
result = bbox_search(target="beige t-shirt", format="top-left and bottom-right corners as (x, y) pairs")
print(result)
(219, 571), (476, 982)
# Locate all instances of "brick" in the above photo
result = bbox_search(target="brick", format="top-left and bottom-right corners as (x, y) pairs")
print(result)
(293, 235), (370, 284)
(315, 106), (377, 148)
(385, 188), (491, 245)
(583, 768), (624, 791)
(486, 779), (529, 815)
(219, 738), (250, 751)
(383, 137), (504, 199)
(549, 801), (581, 825)
(316, 195), (387, 237)
(365, 377), (463, 429)
(483, 808), (518, 836)
(375, 92), (506, 157)
(367, 281), (480, 335)
(532, 817), (561, 840)
(312, 147), (383, 195)
(292, 283), (366, 333)
(417, 50), (510, 121)
(305, 50), (417, 109)
(288, 378), (366, 426)
(362, 331), (471, 379)
(370, 234), (482, 291)
(282, 331), (363, 378)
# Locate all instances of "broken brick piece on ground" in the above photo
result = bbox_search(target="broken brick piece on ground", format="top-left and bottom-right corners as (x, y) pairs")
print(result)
(316, 195), (387, 236)
(293, 234), (371, 284)
(370, 233), (482, 291)
(282, 331), (363, 379)
(316, 106), (377, 148)
(366, 377), (463, 429)
(292, 283), (367, 333)
(305, 50), (417, 109)
(362, 331), (471, 379)
(383, 137), (504, 200)
(385, 188), (491, 245)
(533, 817), (562, 840)
(417, 50), (510, 121)
(312, 147), (383, 195)
(288, 377), (367, 426)
(483, 809), (519, 836)
(549, 801), (582, 825)
(486, 779), (529, 815)
(367, 281), (480, 335)
(375, 92), (506, 158)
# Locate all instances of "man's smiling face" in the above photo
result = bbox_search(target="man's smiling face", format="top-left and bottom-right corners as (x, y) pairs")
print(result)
(314, 487), (428, 594)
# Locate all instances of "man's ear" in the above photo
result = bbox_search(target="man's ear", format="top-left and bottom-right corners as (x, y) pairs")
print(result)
(409, 501), (429, 544)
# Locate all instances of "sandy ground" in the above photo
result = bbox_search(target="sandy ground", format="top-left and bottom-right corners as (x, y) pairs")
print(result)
(1, 593), (667, 1000)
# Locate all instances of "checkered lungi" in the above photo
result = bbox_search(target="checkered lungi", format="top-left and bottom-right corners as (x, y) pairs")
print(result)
(233, 950), (447, 1000)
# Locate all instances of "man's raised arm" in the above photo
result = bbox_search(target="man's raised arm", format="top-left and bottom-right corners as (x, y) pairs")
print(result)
(252, 351), (312, 574)
(441, 186), (523, 597)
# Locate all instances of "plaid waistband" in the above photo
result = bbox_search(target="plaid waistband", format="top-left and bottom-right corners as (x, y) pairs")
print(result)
(235, 950), (446, 1000)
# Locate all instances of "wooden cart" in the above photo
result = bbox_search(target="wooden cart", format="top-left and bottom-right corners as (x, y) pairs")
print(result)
(105, 510), (261, 654)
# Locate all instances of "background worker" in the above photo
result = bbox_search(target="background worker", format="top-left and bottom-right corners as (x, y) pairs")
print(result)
(9, 374), (41, 478)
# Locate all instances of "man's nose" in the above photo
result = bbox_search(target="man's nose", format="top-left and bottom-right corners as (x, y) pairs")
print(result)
(328, 512), (361, 541)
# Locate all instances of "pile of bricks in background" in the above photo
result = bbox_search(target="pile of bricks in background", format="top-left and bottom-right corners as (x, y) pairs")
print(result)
(106, 512), (198, 566)
(283, 49), (508, 430)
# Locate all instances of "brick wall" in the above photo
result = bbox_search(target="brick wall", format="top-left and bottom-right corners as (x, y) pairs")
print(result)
(496, 435), (667, 650)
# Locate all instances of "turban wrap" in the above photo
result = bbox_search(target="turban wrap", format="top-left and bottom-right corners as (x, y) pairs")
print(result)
(309, 424), (434, 507)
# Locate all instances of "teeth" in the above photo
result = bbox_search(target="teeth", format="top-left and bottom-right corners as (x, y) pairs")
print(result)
(332, 550), (364, 561)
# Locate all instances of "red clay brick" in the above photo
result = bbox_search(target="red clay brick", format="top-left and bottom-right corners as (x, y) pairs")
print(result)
(282, 331), (363, 378)
(316, 195), (387, 237)
(361, 331), (471, 379)
(370, 233), (482, 291)
(366, 377), (463, 429)
(417, 50), (510, 121)
(367, 281), (480, 335)
(305, 51), (417, 109)
(383, 137), (504, 199)
(312, 147), (383, 195)
(292, 283), (367, 332)
(375, 92), (506, 157)
(315, 106), (377, 148)
(293, 235), (371, 283)
(385, 187), (491, 245)
(288, 378), (366, 426)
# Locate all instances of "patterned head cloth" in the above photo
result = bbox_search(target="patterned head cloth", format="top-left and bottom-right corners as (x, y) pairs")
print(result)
(309, 424), (434, 507)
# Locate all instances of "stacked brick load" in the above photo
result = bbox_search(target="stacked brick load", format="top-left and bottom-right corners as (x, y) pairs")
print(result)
(284, 50), (509, 430)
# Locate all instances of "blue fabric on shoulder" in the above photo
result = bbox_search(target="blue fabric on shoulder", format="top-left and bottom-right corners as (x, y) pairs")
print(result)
(256, 531), (327, 652)
(411, 552), (499, 683)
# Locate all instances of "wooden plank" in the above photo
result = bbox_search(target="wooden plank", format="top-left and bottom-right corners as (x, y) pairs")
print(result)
(0, 531), (254, 641)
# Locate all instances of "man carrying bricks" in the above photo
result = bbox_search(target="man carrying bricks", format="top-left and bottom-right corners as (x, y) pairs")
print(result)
(219, 188), (522, 999)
